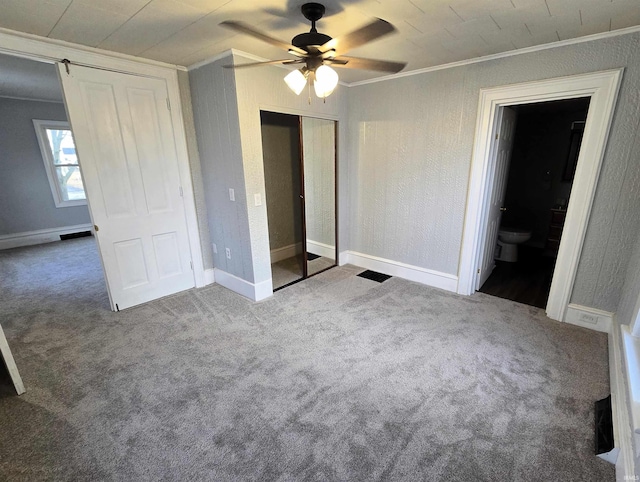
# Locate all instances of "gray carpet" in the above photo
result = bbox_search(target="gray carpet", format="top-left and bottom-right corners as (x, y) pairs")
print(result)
(0, 238), (614, 481)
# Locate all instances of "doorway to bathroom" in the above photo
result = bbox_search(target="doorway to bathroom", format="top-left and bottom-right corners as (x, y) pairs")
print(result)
(458, 70), (622, 321)
(478, 98), (590, 308)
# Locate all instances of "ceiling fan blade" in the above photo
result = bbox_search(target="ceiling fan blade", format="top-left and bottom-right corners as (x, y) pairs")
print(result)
(320, 18), (396, 55)
(224, 59), (305, 69)
(220, 21), (308, 56)
(328, 56), (406, 73)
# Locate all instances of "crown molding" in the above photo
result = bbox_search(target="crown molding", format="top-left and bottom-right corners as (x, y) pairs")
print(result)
(0, 27), (186, 72)
(347, 25), (640, 87)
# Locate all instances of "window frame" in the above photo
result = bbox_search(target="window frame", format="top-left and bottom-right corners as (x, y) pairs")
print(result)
(33, 119), (87, 208)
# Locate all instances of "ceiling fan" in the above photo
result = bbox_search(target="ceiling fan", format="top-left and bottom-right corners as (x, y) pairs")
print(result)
(220, 2), (406, 99)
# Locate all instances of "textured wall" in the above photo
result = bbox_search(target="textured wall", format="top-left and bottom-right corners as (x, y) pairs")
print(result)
(177, 70), (212, 270)
(0, 98), (90, 235)
(233, 53), (348, 284)
(302, 116), (336, 248)
(617, 231), (640, 327)
(189, 56), (254, 281)
(348, 32), (640, 312)
(261, 112), (303, 251)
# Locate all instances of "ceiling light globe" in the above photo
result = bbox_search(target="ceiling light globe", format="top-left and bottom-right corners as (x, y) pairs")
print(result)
(313, 65), (339, 98)
(284, 69), (307, 95)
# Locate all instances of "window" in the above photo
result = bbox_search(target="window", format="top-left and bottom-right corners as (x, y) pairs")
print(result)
(33, 119), (86, 207)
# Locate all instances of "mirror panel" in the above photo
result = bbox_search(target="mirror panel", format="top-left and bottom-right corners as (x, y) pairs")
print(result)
(260, 111), (304, 290)
(301, 117), (336, 277)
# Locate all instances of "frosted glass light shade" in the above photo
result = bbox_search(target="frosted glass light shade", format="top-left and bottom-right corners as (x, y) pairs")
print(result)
(313, 65), (339, 98)
(284, 69), (307, 95)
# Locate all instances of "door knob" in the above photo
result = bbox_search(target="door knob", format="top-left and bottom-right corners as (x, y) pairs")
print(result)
(500, 207), (507, 212)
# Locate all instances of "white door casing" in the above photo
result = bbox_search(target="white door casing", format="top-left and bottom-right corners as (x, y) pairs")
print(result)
(458, 69), (623, 321)
(476, 106), (517, 289)
(58, 64), (195, 310)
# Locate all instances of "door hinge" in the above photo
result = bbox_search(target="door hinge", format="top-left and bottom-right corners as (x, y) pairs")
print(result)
(166, 97), (171, 110)
(495, 133), (499, 140)
(179, 186), (183, 197)
(477, 268), (481, 274)
(190, 261), (193, 270)
(94, 224), (99, 232)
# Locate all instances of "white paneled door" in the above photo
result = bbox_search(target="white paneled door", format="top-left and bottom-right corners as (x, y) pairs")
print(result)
(58, 64), (194, 310)
(476, 106), (517, 290)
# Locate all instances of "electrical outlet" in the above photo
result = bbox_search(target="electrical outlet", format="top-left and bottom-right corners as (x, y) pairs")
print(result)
(254, 193), (262, 206)
(212, 243), (217, 254)
(579, 313), (598, 324)
(225, 248), (231, 259)
(229, 188), (235, 201)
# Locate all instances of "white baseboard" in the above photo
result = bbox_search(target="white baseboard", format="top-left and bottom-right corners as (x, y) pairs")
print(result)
(204, 268), (215, 286)
(338, 250), (350, 266)
(270, 242), (302, 263)
(253, 278), (273, 302)
(341, 250), (458, 292)
(610, 321), (636, 479)
(306, 239), (336, 259)
(0, 223), (93, 250)
(213, 268), (272, 302)
(564, 304), (613, 333)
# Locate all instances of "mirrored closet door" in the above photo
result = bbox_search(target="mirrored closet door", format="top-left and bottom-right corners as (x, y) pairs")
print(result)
(260, 111), (337, 291)
(301, 117), (336, 277)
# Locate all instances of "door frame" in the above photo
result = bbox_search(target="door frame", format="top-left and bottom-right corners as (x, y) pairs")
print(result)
(458, 69), (623, 321)
(0, 29), (206, 291)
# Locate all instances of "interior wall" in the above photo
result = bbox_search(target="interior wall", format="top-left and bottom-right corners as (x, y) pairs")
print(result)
(302, 117), (336, 249)
(232, 52), (348, 285)
(0, 97), (90, 235)
(177, 70), (212, 271)
(190, 52), (348, 286)
(261, 111), (302, 252)
(503, 99), (590, 248)
(347, 31), (640, 312)
(189, 56), (255, 282)
(617, 231), (640, 327)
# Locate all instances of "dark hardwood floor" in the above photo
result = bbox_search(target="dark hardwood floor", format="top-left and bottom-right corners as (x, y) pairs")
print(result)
(479, 246), (555, 308)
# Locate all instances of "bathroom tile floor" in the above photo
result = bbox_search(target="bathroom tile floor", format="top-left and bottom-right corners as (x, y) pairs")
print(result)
(479, 246), (555, 308)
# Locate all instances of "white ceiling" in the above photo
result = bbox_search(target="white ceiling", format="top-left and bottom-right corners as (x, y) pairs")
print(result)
(0, 0), (639, 82)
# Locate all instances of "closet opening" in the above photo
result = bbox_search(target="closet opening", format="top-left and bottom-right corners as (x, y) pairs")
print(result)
(259, 111), (337, 291)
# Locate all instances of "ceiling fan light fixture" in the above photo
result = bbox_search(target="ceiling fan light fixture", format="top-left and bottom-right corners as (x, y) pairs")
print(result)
(313, 64), (338, 98)
(284, 68), (308, 95)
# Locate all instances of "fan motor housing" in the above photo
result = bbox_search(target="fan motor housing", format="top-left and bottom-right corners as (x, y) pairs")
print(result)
(292, 32), (332, 50)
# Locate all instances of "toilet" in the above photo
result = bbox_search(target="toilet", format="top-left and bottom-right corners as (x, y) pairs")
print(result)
(495, 227), (532, 262)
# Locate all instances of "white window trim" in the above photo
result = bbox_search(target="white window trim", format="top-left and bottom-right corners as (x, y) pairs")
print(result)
(33, 119), (87, 208)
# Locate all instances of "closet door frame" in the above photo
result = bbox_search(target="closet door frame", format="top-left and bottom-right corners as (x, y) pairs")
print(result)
(260, 107), (339, 288)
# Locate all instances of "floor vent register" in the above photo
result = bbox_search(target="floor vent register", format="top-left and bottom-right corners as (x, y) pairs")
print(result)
(595, 395), (616, 464)
(357, 270), (392, 283)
